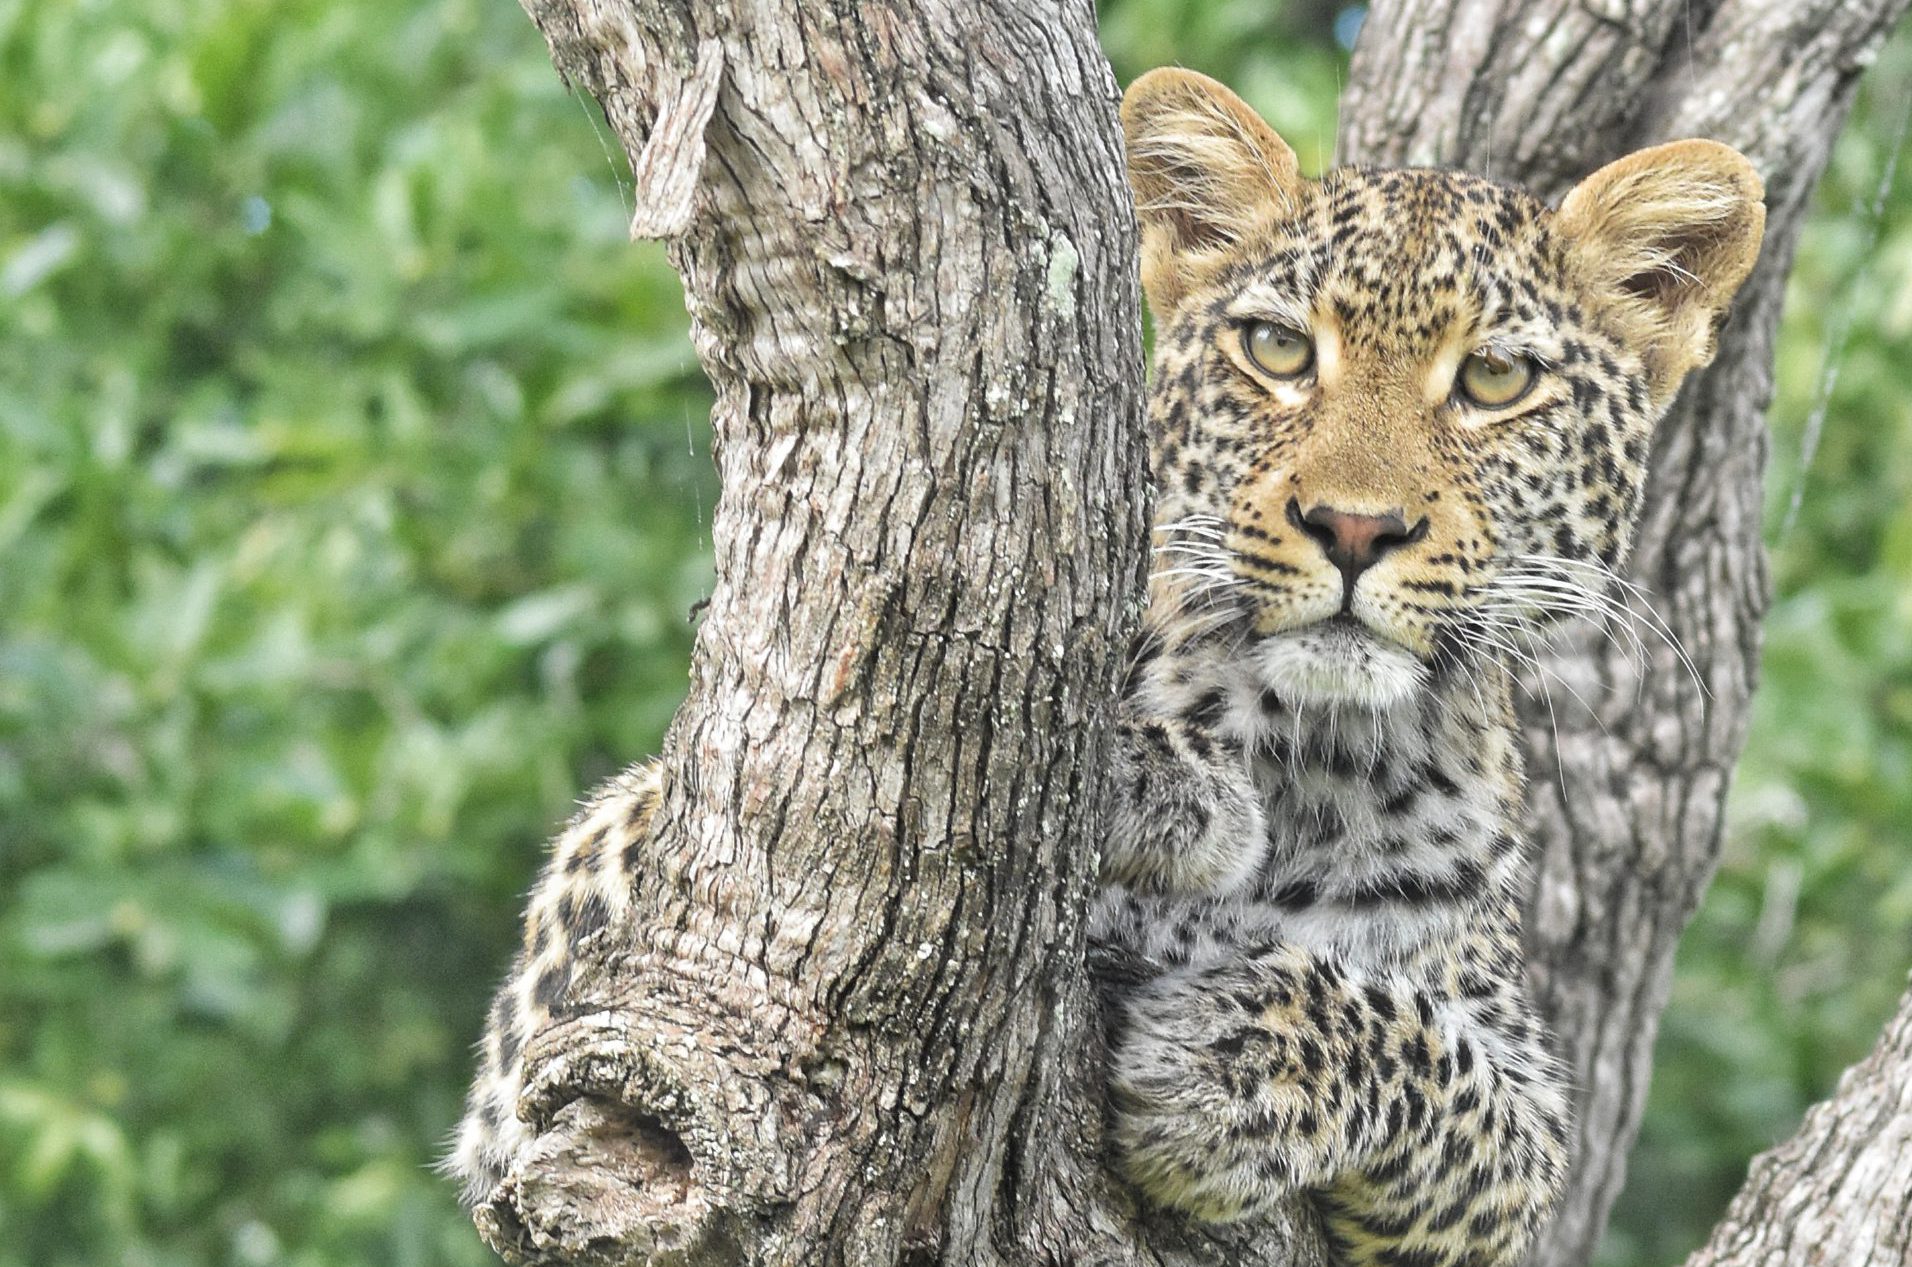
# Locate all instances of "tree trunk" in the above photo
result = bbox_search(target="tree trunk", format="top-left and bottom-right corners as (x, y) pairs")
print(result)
(1339, 2), (1908, 1262)
(479, 0), (1910, 1264)
(478, 1), (1327, 1263)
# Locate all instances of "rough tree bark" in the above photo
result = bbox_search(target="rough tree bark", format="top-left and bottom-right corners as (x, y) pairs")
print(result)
(479, 1), (1325, 1264)
(477, 0), (1910, 1264)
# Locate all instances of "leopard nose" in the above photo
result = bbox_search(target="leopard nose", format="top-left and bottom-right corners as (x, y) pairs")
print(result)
(1288, 498), (1428, 586)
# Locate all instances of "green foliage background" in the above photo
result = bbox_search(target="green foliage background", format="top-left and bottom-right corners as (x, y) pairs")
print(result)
(0, 1), (1905, 1263)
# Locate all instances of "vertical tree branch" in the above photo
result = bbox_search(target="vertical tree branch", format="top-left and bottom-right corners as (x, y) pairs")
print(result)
(1341, 2), (1908, 1263)
(482, 1), (1333, 1261)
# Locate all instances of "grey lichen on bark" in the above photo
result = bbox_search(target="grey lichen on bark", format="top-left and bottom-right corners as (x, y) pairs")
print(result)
(480, 0), (1912, 1263)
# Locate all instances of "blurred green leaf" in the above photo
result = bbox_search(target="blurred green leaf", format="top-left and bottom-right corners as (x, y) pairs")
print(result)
(0, 0), (711, 1262)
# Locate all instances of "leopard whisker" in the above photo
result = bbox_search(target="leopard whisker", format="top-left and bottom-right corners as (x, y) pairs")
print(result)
(1460, 613), (1583, 785)
(1472, 593), (1647, 688)
(1536, 557), (1704, 700)
(1474, 585), (1650, 677)
(1493, 556), (1703, 702)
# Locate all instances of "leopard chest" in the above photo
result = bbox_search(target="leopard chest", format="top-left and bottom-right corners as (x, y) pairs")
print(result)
(1220, 684), (1520, 972)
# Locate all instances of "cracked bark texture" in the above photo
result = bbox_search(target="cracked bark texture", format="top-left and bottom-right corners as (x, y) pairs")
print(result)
(480, 0), (1911, 1264)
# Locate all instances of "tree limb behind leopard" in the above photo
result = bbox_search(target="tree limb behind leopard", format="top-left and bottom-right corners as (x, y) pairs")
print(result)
(1090, 69), (1763, 1267)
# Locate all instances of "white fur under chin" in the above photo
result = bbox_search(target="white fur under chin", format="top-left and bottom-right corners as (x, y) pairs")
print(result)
(1254, 622), (1427, 710)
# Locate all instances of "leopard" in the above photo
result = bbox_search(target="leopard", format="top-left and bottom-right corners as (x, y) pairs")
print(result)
(1087, 68), (1763, 1266)
(446, 64), (1766, 1267)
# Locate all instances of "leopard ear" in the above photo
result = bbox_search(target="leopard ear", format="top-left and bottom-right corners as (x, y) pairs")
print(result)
(1555, 140), (1766, 397)
(1121, 68), (1302, 313)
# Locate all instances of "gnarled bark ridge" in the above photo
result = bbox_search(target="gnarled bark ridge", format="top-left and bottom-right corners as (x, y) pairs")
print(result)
(1686, 972), (1912, 1267)
(477, 0), (1911, 1263)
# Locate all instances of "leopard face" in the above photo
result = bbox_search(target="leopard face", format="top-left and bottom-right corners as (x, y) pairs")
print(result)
(1125, 71), (1763, 709)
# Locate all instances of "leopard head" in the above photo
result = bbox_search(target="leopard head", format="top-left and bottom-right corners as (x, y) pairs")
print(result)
(1122, 69), (1765, 709)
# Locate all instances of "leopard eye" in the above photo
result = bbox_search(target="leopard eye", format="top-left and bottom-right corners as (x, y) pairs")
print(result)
(1457, 349), (1537, 408)
(1242, 321), (1314, 378)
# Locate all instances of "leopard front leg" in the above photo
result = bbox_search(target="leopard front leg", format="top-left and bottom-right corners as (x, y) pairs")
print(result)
(1107, 942), (1569, 1267)
(1104, 709), (1266, 895)
(1103, 618), (1268, 896)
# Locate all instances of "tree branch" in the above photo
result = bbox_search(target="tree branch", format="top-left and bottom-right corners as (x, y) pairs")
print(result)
(1686, 974), (1912, 1266)
(482, 0), (1329, 1261)
(1341, 1), (1909, 1263)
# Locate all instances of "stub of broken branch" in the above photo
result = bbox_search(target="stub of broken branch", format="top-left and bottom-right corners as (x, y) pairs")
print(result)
(626, 38), (724, 240)
(474, 953), (808, 1265)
